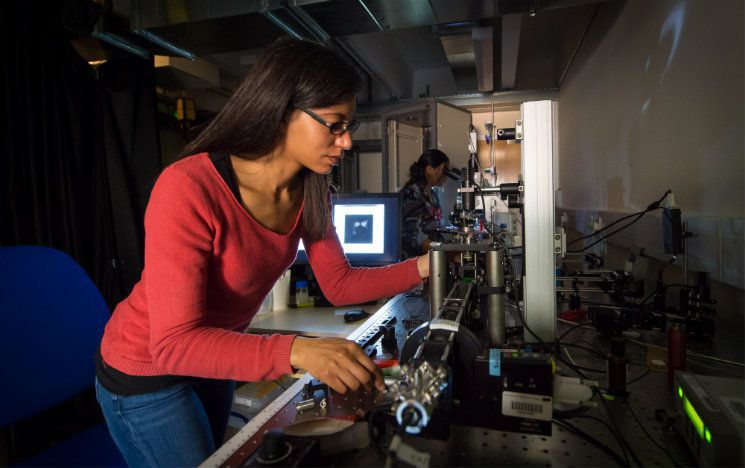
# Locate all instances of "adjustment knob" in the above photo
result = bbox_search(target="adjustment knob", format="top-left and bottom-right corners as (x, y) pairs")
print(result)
(257, 429), (292, 464)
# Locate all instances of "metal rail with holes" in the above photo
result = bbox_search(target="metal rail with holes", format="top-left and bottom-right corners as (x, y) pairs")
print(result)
(199, 294), (404, 467)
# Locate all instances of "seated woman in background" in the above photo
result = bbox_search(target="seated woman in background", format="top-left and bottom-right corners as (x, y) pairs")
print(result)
(399, 149), (459, 259)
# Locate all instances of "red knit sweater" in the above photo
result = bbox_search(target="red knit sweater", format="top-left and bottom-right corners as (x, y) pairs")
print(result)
(100, 154), (422, 382)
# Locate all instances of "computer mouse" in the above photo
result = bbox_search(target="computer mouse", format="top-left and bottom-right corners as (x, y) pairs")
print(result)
(343, 309), (370, 322)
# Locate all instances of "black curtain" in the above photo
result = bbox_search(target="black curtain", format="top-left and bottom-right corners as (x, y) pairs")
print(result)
(1, 1), (162, 309)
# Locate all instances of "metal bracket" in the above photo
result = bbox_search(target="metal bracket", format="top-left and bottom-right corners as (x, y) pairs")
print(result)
(554, 227), (566, 258)
(515, 120), (523, 140)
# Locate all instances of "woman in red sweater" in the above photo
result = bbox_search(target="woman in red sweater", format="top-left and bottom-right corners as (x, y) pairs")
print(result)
(95, 38), (429, 466)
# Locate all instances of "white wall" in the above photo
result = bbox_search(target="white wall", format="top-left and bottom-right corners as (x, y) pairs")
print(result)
(558, 0), (744, 218)
(558, 0), (744, 290)
(358, 152), (383, 193)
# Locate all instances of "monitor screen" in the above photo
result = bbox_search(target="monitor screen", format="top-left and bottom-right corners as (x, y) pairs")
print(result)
(295, 193), (400, 266)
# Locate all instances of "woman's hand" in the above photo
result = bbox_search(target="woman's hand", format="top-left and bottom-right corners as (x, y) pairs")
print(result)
(290, 337), (384, 394)
(421, 239), (432, 252)
(417, 252), (430, 279)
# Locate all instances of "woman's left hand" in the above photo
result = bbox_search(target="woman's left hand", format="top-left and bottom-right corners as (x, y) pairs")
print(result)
(416, 252), (430, 279)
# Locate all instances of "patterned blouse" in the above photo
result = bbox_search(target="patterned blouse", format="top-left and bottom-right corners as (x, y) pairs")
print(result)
(399, 182), (445, 259)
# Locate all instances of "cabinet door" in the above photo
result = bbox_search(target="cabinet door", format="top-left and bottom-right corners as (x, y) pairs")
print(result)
(436, 102), (472, 214)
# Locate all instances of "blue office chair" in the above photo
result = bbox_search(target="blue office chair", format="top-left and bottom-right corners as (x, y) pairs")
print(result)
(0, 246), (125, 466)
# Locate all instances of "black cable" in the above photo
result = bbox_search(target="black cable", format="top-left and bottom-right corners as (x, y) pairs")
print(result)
(567, 190), (671, 247)
(502, 245), (549, 349)
(556, 321), (593, 343)
(558, 348), (640, 467)
(473, 182), (496, 239)
(568, 189), (671, 253)
(368, 406), (391, 460)
(568, 211), (648, 246)
(229, 411), (249, 424)
(598, 395), (639, 467)
(658, 256), (677, 278)
(556, 347), (592, 380)
(553, 418), (628, 467)
(626, 366), (651, 385)
(569, 210), (651, 253)
(559, 297), (611, 307)
(557, 353), (605, 373)
(570, 338), (602, 349)
(515, 302), (549, 347)
(624, 401), (681, 467)
(562, 342), (605, 357)
(563, 342), (649, 369)
(638, 283), (687, 306)
(561, 414), (635, 466)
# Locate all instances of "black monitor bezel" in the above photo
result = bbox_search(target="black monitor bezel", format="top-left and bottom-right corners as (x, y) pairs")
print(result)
(295, 192), (401, 267)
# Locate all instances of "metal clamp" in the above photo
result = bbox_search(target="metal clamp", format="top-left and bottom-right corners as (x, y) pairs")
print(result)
(295, 397), (327, 413)
(554, 227), (566, 257)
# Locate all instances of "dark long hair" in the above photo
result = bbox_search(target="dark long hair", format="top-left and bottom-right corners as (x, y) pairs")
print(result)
(181, 38), (362, 241)
(404, 148), (450, 188)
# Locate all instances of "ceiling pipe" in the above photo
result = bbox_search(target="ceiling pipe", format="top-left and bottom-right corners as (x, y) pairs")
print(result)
(91, 30), (150, 59)
(263, 10), (303, 39)
(134, 29), (196, 60)
(285, 6), (330, 43)
(357, 0), (384, 31)
(500, 14), (522, 90)
(282, 5), (398, 101)
(130, 0), (196, 60)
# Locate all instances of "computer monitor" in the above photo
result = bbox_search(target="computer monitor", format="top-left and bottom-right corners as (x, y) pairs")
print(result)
(295, 193), (400, 266)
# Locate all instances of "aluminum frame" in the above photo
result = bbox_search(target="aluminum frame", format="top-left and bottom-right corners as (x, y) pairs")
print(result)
(521, 100), (558, 342)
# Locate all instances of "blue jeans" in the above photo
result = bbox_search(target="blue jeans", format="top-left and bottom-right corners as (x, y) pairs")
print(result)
(95, 377), (235, 467)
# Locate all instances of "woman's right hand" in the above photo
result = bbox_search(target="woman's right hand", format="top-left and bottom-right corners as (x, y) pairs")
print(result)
(289, 336), (385, 394)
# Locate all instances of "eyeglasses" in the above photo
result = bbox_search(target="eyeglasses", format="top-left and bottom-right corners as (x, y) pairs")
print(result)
(297, 107), (360, 136)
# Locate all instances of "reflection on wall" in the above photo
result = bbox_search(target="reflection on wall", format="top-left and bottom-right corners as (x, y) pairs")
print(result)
(558, 0), (743, 218)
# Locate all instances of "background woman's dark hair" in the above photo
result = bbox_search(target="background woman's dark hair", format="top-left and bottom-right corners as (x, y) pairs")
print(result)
(404, 148), (450, 188)
(181, 38), (362, 241)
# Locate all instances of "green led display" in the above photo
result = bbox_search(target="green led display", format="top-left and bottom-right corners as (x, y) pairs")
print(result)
(678, 386), (683, 398)
(683, 396), (705, 439)
(705, 428), (712, 444)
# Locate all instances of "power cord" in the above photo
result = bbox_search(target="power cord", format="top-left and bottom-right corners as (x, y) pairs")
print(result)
(568, 190), (671, 253)
(553, 418), (628, 466)
(624, 399), (681, 467)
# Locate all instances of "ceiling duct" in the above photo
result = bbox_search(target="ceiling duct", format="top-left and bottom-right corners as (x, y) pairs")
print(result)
(500, 14), (522, 90)
(154, 55), (220, 90)
(85, 0), (615, 101)
(472, 26), (499, 92)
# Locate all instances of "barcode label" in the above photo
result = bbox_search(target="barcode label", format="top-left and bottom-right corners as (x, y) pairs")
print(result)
(502, 391), (552, 421)
(511, 401), (543, 413)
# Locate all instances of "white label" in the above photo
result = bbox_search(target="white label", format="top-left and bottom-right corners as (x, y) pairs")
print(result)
(233, 396), (253, 407)
(502, 391), (552, 421)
